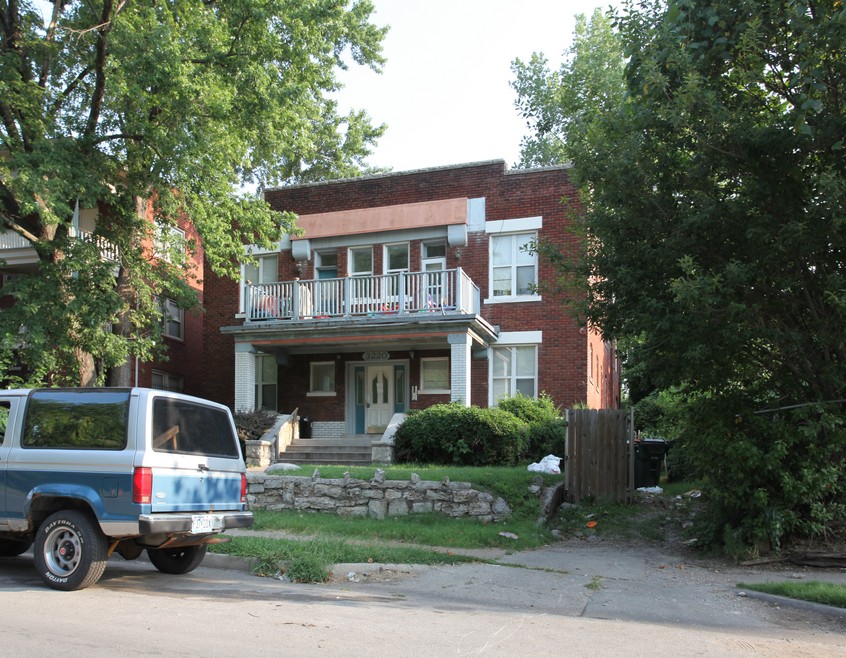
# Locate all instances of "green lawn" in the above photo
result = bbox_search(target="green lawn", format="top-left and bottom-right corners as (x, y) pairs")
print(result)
(210, 464), (562, 581)
(737, 580), (846, 609)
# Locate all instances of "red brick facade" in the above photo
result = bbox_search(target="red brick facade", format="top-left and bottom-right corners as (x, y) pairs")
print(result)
(201, 161), (620, 417)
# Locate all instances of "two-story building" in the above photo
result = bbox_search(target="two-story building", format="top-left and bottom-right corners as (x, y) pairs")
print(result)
(0, 202), (204, 393)
(202, 160), (620, 440)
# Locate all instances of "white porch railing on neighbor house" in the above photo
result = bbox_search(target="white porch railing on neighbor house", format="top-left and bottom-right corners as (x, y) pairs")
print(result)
(0, 228), (119, 262)
(245, 268), (480, 322)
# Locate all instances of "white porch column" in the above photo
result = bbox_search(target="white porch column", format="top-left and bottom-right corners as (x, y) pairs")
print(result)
(448, 333), (472, 407)
(234, 343), (257, 412)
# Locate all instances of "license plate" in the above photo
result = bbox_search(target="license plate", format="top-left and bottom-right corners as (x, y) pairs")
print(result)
(191, 514), (222, 534)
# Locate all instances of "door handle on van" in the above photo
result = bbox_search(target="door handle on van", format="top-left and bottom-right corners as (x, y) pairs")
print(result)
(198, 464), (210, 471)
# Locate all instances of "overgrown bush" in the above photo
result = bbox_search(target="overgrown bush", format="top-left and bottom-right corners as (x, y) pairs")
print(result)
(234, 408), (278, 459)
(494, 394), (566, 460)
(497, 392), (560, 424)
(681, 391), (846, 558)
(524, 417), (568, 460)
(393, 402), (528, 466)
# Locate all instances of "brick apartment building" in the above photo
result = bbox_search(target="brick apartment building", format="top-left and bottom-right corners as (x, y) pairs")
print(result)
(0, 203), (204, 393)
(202, 160), (620, 439)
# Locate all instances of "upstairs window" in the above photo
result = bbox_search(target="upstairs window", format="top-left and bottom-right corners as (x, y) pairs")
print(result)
(384, 243), (409, 273)
(349, 247), (373, 276)
(240, 252), (278, 313)
(154, 224), (186, 264)
(490, 233), (537, 298)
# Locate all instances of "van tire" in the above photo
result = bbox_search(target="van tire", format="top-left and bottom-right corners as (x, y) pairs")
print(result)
(147, 544), (208, 575)
(34, 511), (108, 591)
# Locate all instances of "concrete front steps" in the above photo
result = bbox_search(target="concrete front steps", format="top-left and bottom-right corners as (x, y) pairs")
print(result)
(278, 436), (374, 466)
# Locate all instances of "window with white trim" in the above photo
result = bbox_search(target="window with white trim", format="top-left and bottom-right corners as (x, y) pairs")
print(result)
(490, 233), (537, 298)
(159, 298), (183, 340)
(420, 357), (450, 393)
(154, 224), (186, 263)
(152, 370), (184, 393)
(349, 246), (373, 276)
(309, 361), (336, 395)
(240, 252), (278, 312)
(491, 345), (538, 403)
(255, 355), (277, 411)
(384, 243), (409, 273)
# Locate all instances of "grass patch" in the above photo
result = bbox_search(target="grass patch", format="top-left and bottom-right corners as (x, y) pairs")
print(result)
(556, 502), (651, 540)
(209, 535), (480, 582)
(251, 509), (554, 551)
(737, 580), (846, 609)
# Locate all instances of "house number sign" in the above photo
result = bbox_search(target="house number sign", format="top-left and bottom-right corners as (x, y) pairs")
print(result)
(362, 351), (390, 361)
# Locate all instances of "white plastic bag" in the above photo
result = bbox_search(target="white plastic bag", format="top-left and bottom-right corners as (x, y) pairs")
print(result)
(527, 454), (562, 474)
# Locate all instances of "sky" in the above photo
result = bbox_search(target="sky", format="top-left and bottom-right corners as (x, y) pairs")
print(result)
(334, 0), (618, 173)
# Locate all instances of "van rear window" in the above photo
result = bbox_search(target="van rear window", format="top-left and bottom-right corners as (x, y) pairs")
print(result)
(152, 398), (239, 458)
(23, 390), (129, 450)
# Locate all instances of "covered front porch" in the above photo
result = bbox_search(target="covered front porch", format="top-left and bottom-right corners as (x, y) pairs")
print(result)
(223, 303), (497, 438)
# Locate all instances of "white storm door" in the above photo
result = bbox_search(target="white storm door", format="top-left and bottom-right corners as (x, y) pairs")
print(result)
(366, 365), (394, 432)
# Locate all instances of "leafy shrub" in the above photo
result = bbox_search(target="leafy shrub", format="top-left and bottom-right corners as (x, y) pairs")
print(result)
(680, 391), (846, 558)
(524, 417), (568, 460)
(234, 408), (278, 459)
(497, 392), (560, 424)
(394, 402), (528, 466)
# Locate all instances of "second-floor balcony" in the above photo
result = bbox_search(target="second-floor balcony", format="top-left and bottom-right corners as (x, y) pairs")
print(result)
(0, 227), (119, 264)
(245, 268), (480, 323)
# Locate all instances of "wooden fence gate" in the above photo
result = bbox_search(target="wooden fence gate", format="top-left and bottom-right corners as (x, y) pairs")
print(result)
(564, 409), (633, 504)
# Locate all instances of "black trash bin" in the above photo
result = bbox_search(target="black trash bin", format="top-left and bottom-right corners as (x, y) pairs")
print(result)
(634, 438), (668, 488)
(299, 416), (312, 439)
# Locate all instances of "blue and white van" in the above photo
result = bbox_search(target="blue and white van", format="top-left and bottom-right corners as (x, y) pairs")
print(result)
(0, 387), (252, 590)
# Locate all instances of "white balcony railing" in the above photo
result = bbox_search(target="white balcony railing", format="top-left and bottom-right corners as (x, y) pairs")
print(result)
(0, 227), (119, 262)
(245, 268), (480, 322)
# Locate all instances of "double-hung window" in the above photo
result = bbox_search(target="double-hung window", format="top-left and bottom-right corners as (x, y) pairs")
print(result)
(255, 355), (278, 410)
(159, 298), (183, 340)
(154, 224), (186, 264)
(485, 217), (541, 302)
(490, 335), (539, 404)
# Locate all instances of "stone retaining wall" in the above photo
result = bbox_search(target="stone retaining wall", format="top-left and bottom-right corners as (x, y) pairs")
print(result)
(247, 470), (513, 522)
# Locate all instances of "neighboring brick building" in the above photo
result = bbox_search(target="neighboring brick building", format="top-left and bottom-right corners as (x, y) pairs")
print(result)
(202, 160), (620, 438)
(0, 202), (204, 395)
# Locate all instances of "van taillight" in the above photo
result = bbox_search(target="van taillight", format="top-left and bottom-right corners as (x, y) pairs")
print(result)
(133, 467), (153, 504)
(240, 473), (247, 503)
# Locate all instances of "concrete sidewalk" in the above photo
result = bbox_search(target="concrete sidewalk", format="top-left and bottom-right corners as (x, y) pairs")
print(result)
(206, 531), (846, 633)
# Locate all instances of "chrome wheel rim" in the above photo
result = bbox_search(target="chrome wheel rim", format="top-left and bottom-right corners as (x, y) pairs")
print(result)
(43, 526), (81, 576)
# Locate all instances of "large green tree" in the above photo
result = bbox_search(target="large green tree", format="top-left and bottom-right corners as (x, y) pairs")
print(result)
(510, 8), (626, 168)
(566, 0), (846, 553)
(0, 0), (385, 386)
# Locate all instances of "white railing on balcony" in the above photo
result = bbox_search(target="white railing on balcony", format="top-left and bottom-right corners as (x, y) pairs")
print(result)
(245, 268), (480, 322)
(0, 230), (32, 250)
(0, 228), (119, 262)
(68, 227), (120, 262)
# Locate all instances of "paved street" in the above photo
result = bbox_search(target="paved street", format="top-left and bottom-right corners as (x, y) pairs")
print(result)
(1, 540), (844, 657)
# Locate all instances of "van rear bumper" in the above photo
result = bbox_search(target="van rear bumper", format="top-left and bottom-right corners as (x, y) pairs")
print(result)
(138, 511), (254, 535)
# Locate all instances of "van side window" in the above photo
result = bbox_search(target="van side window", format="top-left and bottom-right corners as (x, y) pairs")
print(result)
(0, 401), (9, 442)
(23, 390), (129, 450)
